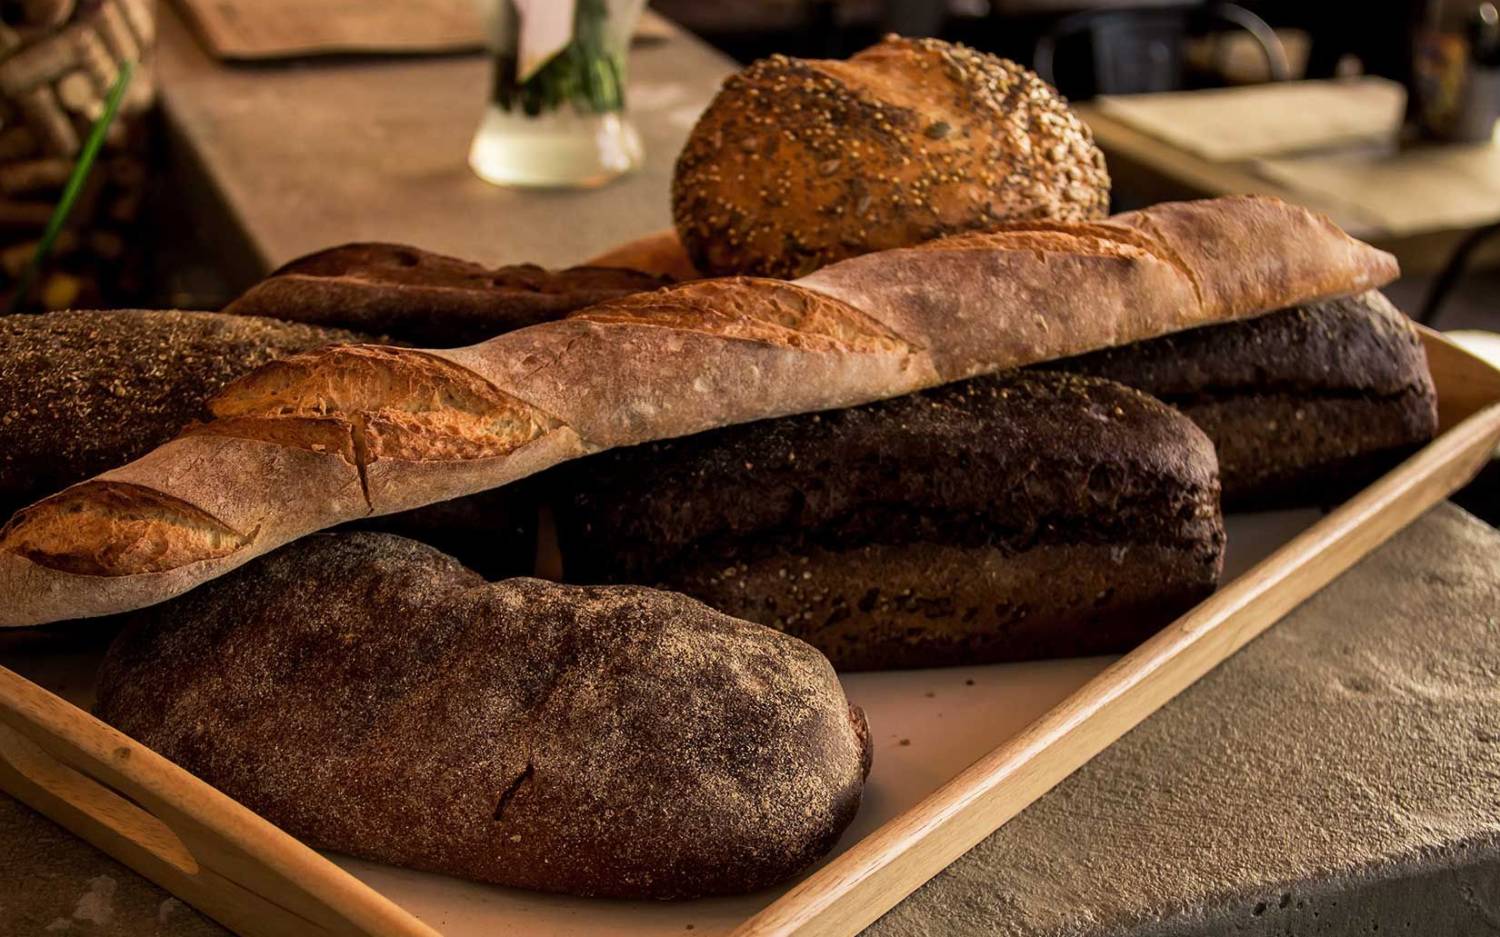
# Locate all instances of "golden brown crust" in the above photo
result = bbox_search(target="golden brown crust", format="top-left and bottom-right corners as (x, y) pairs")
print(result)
(0, 482), (251, 577)
(0, 197), (1399, 626)
(672, 35), (1110, 277)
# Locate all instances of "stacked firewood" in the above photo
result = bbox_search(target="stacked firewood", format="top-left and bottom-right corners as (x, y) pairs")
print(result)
(0, 0), (154, 310)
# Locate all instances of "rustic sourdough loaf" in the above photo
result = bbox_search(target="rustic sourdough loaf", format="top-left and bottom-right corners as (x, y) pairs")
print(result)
(95, 532), (869, 899)
(223, 242), (670, 347)
(674, 36), (1111, 277)
(0, 197), (1399, 626)
(1054, 291), (1439, 508)
(554, 371), (1224, 669)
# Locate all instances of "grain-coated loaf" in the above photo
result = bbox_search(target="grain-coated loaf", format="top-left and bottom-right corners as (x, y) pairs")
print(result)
(0, 310), (367, 514)
(1054, 291), (1439, 507)
(223, 242), (670, 346)
(0, 197), (1400, 626)
(673, 35), (1110, 277)
(554, 371), (1225, 669)
(95, 532), (870, 899)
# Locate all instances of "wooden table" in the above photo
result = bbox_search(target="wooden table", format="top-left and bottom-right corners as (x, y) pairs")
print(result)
(1078, 97), (1500, 277)
(152, 4), (733, 298)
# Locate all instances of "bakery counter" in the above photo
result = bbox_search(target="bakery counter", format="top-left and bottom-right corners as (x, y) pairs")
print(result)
(5, 502), (1500, 935)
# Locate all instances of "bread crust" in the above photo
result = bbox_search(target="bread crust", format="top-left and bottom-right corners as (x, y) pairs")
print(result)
(0, 197), (1398, 626)
(95, 533), (869, 899)
(1054, 291), (1439, 506)
(673, 36), (1110, 277)
(224, 242), (670, 346)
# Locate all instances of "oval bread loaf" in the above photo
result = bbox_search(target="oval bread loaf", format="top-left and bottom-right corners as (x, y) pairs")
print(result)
(95, 532), (870, 899)
(673, 35), (1110, 277)
(554, 371), (1225, 670)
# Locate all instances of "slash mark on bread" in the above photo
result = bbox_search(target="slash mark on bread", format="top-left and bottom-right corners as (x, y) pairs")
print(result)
(493, 762), (536, 822)
(0, 482), (251, 576)
(574, 278), (916, 354)
(197, 344), (564, 508)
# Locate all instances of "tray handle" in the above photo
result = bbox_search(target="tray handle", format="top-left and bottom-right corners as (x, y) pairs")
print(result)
(0, 665), (437, 937)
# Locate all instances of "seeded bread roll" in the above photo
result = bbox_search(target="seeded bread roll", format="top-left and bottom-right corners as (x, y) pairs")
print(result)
(554, 371), (1225, 670)
(95, 532), (870, 899)
(224, 242), (671, 346)
(673, 35), (1110, 278)
(1054, 291), (1439, 508)
(0, 310), (367, 514)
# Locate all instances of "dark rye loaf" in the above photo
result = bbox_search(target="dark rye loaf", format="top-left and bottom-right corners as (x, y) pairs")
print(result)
(554, 371), (1225, 670)
(222, 242), (671, 347)
(95, 532), (870, 900)
(0, 310), (367, 514)
(1054, 291), (1438, 508)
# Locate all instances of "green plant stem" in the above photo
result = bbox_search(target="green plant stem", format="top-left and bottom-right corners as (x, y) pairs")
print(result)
(8, 60), (135, 314)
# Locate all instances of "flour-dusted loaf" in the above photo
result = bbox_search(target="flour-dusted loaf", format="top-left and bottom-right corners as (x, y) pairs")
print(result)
(0, 197), (1400, 626)
(555, 371), (1224, 669)
(0, 310), (368, 514)
(223, 242), (670, 346)
(674, 36), (1110, 277)
(95, 532), (869, 899)
(1055, 291), (1439, 507)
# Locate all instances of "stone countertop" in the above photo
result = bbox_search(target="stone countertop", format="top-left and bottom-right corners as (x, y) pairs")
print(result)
(153, 4), (733, 291)
(4, 503), (1498, 935)
(870, 502), (1500, 936)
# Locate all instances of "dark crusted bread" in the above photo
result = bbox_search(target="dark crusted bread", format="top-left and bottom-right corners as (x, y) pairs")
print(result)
(95, 532), (869, 900)
(673, 36), (1110, 278)
(1053, 290), (1439, 508)
(222, 242), (671, 346)
(0, 310), (367, 514)
(553, 371), (1224, 670)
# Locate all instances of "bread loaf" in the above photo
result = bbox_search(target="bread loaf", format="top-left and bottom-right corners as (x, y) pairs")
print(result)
(673, 36), (1110, 277)
(1054, 291), (1439, 507)
(95, 532), (869, 899)
(0, 197), (1399, 626)
(0, 310), (368, 514)
(223, 242), (670, 346)
(555, 371), (1224, 669)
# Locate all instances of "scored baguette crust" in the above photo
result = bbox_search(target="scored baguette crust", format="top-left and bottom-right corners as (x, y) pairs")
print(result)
(0, 196), (1398, 626)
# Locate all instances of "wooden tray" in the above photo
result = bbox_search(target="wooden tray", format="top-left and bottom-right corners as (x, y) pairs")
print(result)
(2, 328), (1498, 937)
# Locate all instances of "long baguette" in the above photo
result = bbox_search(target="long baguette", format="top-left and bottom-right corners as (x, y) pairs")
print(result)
(0, 196), (1397, 625)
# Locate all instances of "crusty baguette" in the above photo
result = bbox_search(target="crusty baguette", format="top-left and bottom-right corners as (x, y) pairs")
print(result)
(0, 196), (1398, 626)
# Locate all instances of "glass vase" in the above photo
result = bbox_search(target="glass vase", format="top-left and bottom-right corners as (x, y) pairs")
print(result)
(469, 0), (645, 188)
